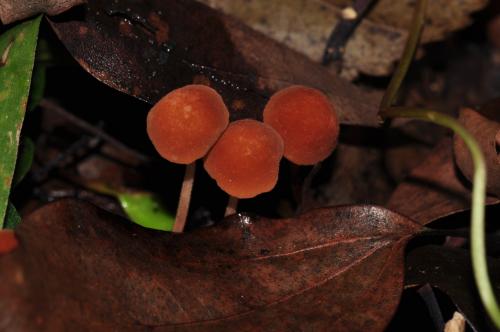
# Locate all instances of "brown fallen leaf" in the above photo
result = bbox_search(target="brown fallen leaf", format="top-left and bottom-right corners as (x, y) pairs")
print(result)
(48, 0), (381, 127)
(200, 0), (487, 78)
(0, 0), (86, 24)
(0, 199), (421, 331)
(454, 107), (500, 197)
(387, 137), (500, 225)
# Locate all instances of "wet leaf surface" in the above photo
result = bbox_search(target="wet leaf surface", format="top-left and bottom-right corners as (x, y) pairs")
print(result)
(387, 137), (500, 225)
(0, 199), (421, 331)
(406, 245), (500, 331)
(47, 0), (381, 126)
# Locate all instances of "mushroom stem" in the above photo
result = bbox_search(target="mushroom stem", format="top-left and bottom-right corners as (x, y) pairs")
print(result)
(172, 162), (196, 233)
(225, 196), (239, 217)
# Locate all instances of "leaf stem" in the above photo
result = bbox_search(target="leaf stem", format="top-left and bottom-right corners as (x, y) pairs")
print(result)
(381, 107), (500, 328)
(379, 0), (428, 110)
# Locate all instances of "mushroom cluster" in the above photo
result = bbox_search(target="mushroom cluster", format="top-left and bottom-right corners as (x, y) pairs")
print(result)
(147, 84), (339, 229)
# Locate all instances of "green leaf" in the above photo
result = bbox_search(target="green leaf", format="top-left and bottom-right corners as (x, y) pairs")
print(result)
(4, 201), (21, 229)
(27, 61), (46, 112)
(0, 16), (42, 228)
(12, 137), (34, 188)
(117, 192), (174, 232)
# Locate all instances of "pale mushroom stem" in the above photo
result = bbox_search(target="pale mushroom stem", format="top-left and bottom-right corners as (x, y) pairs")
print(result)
(173, 162), (196, 233)
(224, 196), (239, 217)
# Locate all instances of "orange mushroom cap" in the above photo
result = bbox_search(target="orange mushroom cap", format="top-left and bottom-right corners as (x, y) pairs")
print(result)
(263, 85), (340, 165)
(0, 230), (18, 254)
(147, 85), (229, 164)
(204, 119), (284, 199)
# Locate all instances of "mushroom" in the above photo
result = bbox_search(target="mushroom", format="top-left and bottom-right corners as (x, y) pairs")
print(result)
(204, 119), (284, 207)
(263, 85), (340, 165)
(0, 230), (18, 254)
(147, 84), (229, 232)
(147, 84), (229, 164)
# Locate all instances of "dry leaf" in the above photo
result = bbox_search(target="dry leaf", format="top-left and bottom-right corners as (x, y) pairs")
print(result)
(48, 0), (381, 127)
(200, 0), (487, 77)
(0, 0), (86, 24)
(0, 199), (421, 331)
(454, 107), (500, 197)
(388, 137), (499, 225)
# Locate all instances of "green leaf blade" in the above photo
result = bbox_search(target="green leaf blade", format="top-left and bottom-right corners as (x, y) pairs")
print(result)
(118, 192), (175, 232)
(0, 16), (42, 228)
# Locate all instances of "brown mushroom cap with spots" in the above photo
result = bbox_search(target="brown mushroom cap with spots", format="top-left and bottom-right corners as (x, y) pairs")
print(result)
(263, 85), (340, 165)
(147, 85), (229, 164)
(204, 119), (284, 199)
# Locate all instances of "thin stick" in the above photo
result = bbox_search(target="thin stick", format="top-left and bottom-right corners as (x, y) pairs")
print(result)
(225, 196), (238, 217)
(379, 0), (428, 110)
(172, 162), (195, 233)
(39, 98), (149, 163)
(322, 0), (376, 65)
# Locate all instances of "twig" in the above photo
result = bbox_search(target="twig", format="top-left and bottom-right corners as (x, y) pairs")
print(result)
(322, 0), (377, 66)
(417, 284), (445, 332)
(379, 0), (428, 110)
(32, 134), (100, 182)
(39, 98), (149, 163)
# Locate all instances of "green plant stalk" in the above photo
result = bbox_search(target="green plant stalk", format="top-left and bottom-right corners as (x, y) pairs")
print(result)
(379, 0), (428, 110)
(381, 107), (500, 327)
(377, 0), (500, 325)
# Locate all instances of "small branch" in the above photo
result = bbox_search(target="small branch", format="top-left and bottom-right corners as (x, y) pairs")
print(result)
(322, 0), (377, 66)
(379, 0), (428, 110)
(39, 99), (149, 163)
(224, 196), (238, 217)
(172, 162), (195, 233)
(417, 284), (445, 332)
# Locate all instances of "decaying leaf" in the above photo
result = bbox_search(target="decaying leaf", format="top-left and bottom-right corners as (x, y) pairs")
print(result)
(0, 0), (86, 24)
(48, 0), (381, 127)
(388, 137), (500, 225)
(0, 199), (421, 331)
(406, 245), (500, 331)
(200, 0), (487, 78)
(454, 107), (500, 197)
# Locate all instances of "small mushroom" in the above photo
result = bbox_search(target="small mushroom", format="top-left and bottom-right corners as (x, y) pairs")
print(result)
(0, 230), (18, 254)
(263, 85), (340, 165)
(146, 84), (229, 232)
(147, 84), (229, 164)
(204, 119), (284, 199)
